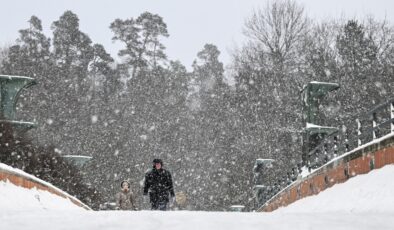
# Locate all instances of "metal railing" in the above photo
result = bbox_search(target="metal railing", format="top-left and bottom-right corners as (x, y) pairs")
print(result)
(254, 97), (394, 210)
(306, 97), (394, 170)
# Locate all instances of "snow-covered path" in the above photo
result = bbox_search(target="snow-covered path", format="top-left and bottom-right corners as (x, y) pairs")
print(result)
(1, 210), (393, 230)
(1, 165), (394, 230)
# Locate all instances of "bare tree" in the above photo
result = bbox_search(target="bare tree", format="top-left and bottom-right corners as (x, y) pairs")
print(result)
(243, 0), (309, 74)
(364, 16), (394, 66)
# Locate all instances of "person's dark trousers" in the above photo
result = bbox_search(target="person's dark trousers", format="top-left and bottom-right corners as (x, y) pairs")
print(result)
(151, 201), (167, 211)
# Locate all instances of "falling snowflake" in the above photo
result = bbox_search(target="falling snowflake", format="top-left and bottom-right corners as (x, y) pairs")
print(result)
(91, 115), (98, 123)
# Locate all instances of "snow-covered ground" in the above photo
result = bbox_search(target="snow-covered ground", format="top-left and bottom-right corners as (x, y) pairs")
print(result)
(0, 180), (84, 212)
(278, 164), (394, 213)
(0, 162), (90, 210)
(1, 165), (394, 230)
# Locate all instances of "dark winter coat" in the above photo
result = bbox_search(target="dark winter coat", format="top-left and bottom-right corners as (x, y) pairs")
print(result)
(143, 168), (175, 203)
(116, 190), (137, 210)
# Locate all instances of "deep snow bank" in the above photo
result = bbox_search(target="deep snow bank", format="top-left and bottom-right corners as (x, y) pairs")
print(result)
(0, 162), (87, 211)
(277, 164), (394, 213)
(0, 180), (84, 211)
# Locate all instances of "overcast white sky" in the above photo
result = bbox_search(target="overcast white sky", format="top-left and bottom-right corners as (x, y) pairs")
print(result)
(1, 0), (393, 69)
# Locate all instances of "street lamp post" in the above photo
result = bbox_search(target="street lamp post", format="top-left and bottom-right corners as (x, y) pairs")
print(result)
(0, 75), (37, 134)
(301, 81), (339, 167)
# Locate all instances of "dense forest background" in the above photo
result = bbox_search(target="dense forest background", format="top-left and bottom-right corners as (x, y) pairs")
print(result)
(1, 0), (393, 211)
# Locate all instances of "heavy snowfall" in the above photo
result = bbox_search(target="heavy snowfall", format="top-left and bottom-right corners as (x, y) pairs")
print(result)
(1, 1), (394, 228)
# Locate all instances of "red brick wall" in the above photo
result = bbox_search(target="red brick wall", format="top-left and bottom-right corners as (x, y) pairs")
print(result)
(310, 174), (326, 194)
(348, 154), (373, 176)
(375, 147), (394, 168)
(289, 186), (298, 203)
(326, 163), (348, 185)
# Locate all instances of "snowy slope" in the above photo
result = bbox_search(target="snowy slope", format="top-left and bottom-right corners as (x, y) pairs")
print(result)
(277, 164), (394, 213)
(0, 180), (84, 211)
(0, 162), (89, 210)
(1, 165), (394, 230)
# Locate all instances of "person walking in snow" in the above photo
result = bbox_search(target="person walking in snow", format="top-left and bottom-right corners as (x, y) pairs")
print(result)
(116, 180), (137, 210)
(143, 159), (175, 210)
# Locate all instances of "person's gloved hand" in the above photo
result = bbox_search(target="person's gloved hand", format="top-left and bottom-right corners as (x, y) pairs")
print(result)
(143, 195), (149, 204)
(169, 196), (176, 207)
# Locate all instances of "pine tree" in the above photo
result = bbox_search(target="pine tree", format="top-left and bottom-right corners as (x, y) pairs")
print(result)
(2, 16), (52, 78)
(110, 11), (169, 77)
(52, 10), (94, 95)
